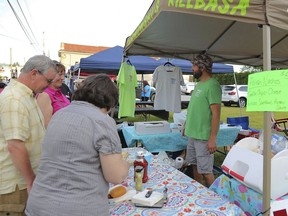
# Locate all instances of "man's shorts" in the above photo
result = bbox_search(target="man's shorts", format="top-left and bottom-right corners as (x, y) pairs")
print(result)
(185, 137), (214, 174)
(0, 186), (27, 216)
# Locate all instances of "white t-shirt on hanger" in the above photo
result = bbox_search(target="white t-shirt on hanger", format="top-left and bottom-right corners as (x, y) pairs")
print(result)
(153, 64), (184, 113)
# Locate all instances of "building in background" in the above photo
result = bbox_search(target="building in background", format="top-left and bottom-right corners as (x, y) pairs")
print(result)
(58, 42), (109, 71)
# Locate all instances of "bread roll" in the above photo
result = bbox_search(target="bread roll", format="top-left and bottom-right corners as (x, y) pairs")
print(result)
(109, 185), (126, 198)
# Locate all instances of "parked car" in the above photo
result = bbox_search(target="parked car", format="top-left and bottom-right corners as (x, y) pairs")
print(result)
(136, 81), (156, 101)
(221, 85), (248, 107)
(181, 82), (196, 95)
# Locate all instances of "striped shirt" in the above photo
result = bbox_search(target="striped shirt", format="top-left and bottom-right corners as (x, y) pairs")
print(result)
(0, 79), (45, 194)
(26, 101), (122, 216)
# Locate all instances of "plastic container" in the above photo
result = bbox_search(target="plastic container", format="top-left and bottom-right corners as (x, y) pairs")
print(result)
(222, 146), (288, 199)
(227, 116), (249, 130)
(134, 151), (148, 183)
(135, 167), (144, 191)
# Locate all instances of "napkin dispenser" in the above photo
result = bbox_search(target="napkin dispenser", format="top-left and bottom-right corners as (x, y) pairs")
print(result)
(222, 146), (288, 199)
(135, 121), (170, 135)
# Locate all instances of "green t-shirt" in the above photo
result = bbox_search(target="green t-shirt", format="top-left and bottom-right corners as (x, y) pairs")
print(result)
(185, 77), (221, 140)
(117, 62), (137, 118)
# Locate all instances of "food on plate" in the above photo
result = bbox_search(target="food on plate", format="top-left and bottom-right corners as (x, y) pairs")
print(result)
(108, 185), (127, 199)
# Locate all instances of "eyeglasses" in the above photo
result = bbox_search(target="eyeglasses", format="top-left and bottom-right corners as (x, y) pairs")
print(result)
(36, 70), (54, 84)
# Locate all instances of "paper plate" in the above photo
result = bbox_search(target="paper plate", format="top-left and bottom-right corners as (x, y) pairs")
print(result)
(108, 185), (127, 199)
(108, 185), (136, 203)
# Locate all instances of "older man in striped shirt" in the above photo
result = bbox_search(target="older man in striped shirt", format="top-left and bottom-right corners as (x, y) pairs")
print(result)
(0, 55), (57, 216)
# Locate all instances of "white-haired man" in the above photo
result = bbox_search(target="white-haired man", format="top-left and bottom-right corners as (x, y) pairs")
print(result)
(0, 55), (57, 216)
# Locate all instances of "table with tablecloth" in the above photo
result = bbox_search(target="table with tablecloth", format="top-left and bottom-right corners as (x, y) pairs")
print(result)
(209, 174), (288, 216)
(122, 123), (241, 153)
(109, 148), (245, 216)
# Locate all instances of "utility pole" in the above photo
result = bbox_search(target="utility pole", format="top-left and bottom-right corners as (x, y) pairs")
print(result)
(10, 48), (13, 78)
(42, 31), (46, 56)
(10, 48), (12, 68)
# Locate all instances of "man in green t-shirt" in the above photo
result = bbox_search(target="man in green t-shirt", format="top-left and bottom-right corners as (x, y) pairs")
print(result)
(183, 54), (221, 187)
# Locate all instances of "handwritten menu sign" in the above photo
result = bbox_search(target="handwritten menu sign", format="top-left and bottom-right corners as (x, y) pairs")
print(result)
(247, 70), (288, 111)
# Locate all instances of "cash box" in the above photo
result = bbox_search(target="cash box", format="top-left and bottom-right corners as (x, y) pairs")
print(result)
(135, 121), (170, 135)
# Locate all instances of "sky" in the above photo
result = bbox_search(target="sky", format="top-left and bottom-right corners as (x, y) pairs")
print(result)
(0, 0), (153, 65)
(0, 0), (242, 72)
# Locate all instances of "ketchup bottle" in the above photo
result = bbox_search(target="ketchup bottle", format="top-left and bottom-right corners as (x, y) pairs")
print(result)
(134, 151), (148, 183)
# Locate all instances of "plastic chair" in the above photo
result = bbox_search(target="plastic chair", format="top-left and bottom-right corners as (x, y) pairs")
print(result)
(271, 113), (288, 138)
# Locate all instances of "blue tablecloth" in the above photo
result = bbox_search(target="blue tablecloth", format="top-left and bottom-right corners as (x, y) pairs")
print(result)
(209, 174), (288, 216)
(122, 125), (187, 153)
(216, 124), (242, 147)
(122, 123), (241, 153)
(109, 148), (246, 216)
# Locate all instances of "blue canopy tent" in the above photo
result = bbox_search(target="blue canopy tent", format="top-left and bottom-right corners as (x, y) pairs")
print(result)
(73, 46), (161, 76)
(72, 46), (234, 76)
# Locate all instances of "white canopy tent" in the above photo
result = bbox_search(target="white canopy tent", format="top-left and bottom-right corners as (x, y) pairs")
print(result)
(124, 1), (288, 214)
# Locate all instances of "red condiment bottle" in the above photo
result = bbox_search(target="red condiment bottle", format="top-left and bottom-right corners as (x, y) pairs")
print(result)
(134, 151), (148, 183)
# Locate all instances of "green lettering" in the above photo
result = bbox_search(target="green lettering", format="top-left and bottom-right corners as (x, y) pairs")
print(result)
(194, 0), (205, 9)
(178, 0), (185, 8)
(230, 0), (249, 15)
(155, 0), (160, 11)
(186, 0), (193, 9)
(218, 0), (230, 14)
(127, 0), (161, 46)
(175, 0), (179, 7)
(204, 0), (218, 11)
(168, 0), (174, 7)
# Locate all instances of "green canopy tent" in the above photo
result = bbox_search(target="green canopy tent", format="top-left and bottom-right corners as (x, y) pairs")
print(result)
(124, 0), (288, 67)
(124, 0), (288, 214)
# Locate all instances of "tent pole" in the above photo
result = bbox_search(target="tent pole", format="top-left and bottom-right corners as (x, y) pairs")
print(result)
(233, 72), (242, 116)
(262, 25), (271, 216)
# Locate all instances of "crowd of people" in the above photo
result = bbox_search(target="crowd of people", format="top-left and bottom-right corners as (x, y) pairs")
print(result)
(0, 53), (219, 215)
(0, 55), (129, 216)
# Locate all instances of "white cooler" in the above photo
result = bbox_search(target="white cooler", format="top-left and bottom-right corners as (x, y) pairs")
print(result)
(134, 121), (170, 135)
(222, 145), (288, 200)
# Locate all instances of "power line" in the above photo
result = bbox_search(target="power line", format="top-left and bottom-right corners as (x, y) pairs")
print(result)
(0, 33), (27, 42)
(16, 0), (40, 48)
(6, 0), (41, 52)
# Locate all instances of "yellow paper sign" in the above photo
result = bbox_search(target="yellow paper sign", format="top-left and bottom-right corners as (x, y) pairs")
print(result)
(247, 70), (288, 111)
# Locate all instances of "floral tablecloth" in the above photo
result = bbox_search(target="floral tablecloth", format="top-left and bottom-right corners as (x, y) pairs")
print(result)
(109, 148), (245, 216)
(209, 174), (288, 216)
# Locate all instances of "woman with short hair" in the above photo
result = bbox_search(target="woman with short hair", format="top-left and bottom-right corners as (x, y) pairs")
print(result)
(25, 74), (130, 216)
(37, 61), (70, 127)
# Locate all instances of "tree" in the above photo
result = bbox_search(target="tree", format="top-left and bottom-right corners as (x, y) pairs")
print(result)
(12, 62), (20, 67)
(240, 65), (262, 72)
